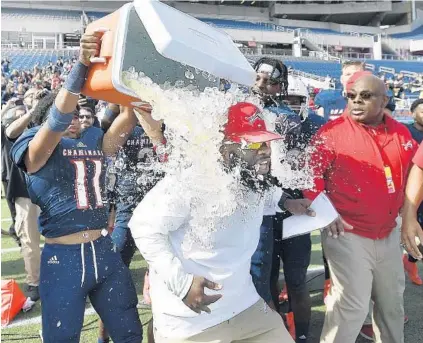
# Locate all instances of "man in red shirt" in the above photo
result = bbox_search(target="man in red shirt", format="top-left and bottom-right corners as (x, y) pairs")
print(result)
(304, 73), (416, 343)
(402, 142), (423, 260)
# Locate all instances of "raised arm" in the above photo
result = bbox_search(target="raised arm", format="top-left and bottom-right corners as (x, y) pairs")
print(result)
(133, 108), (165, 146)
(5, 109), (33, 139)
(23, 32), (102, 174)
(102, 106), (138, 156)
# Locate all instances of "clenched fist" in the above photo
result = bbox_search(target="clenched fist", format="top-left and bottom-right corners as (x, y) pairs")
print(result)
(79, 30), (106, 66)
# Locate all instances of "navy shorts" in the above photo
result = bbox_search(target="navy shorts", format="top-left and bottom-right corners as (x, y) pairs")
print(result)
(273, 214), (311, 292)
(40, 235), (142, 343)
(250, 216), (274, 303)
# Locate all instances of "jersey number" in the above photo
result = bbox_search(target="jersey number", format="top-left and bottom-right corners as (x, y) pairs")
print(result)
(71, 159), (103, 209)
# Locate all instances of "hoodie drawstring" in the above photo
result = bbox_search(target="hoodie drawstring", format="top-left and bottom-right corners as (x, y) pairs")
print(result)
(90, 241), (99, 284)
(80, 243), (86, 287)
(80, 241), (100, 287)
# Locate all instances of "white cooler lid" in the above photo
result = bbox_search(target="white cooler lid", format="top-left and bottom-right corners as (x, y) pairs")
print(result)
(133, 0), (256, 87)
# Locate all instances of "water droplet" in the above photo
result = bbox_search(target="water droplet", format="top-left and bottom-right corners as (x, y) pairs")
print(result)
(175, 80), (185, 88)
(184, 70), (194, 80)
(57, 321), (61, 327)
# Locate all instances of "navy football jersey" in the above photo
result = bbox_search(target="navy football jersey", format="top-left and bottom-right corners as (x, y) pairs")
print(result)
(406, 123), (423, 144)
(114, 126), (162, 204)
(301, 109), (327, 144)
(314, 89), (346, 121)
(10, 126), (108, 238)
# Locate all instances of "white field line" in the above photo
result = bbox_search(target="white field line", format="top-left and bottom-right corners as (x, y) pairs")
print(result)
(2, 244), (44, 254)
(5, 306), (97, 328)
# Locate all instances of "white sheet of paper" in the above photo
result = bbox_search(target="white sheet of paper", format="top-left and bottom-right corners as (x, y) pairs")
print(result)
(282, 193), (339, 240)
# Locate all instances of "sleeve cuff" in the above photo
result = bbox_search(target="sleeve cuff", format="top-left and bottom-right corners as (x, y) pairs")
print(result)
(177, 274), (194, 300)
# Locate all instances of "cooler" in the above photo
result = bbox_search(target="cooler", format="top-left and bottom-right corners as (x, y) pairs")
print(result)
(82, 0), (256, 107)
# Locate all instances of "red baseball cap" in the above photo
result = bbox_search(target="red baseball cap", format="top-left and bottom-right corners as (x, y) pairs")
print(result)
(224, 102), (282, 144)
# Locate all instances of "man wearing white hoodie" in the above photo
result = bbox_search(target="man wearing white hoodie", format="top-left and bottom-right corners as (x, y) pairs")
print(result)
(128, 102), (294, 343)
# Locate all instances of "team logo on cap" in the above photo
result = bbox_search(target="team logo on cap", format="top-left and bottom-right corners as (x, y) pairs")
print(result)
(248, 109), (264, 124)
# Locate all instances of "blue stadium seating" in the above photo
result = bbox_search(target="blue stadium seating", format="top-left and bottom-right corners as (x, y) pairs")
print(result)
(199, 18), (343, 35)
(279, 57), (422, 79)
(391, 25), (423, 40)
(1, 8), (80, 20)
(2, 50), (78, 71)
(2, 49), (421, 82)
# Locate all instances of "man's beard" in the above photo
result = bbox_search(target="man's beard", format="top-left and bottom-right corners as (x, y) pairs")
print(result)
(251, 87), (279, 107)
(226, 154), (274, 193)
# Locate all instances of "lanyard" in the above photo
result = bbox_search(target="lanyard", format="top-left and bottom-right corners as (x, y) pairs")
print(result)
(366, 126), (396, 194)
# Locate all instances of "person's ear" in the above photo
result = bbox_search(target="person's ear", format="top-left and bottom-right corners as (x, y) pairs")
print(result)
(382, 95), (389, 109)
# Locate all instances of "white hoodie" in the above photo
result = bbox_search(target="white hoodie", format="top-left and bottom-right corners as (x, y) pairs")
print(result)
(128, 174), (281, 338)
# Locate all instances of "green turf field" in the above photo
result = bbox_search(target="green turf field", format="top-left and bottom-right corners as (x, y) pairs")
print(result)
(1, 198), (422, 342)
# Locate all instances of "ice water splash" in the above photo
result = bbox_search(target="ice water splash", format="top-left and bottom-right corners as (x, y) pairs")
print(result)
(122, 68), (313, 248)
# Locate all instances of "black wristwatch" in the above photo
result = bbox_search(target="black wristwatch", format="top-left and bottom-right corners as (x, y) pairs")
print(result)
(278, 192), (293, 211)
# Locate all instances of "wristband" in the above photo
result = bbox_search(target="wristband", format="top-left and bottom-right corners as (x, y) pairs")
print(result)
(64, 61), (88, 95)
(46, 103), (75, 132)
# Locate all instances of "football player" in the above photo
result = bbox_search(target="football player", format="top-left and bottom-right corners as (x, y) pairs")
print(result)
(10, 32), (142, 343)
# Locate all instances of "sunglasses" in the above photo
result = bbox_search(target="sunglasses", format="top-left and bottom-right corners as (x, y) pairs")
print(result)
(244, 142), (268, 150)
(346, 91), (383, 101)
(79, 114), (93, 120)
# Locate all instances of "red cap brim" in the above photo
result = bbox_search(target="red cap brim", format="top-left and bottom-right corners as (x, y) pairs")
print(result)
(227, 131), (282, 144)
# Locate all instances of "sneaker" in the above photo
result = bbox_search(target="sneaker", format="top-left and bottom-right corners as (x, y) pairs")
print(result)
(278, 284), (288, 303)
(359, 324), (374, 341)
(403, 254), (423, 285)
(404, 315), (409, 324)
(323, 279), (331, 304)
(25, 285), (40, 302)
(286, 312), (296, 340)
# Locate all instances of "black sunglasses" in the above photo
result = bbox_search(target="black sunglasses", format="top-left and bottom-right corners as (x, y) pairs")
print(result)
(346, 91), (383, 101)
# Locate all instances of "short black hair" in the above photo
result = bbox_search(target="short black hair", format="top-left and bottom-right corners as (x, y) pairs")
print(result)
(31, 91), (57, 126)
(32, 91), (81, 126)
(410, 98), (423, 113)
(79, 106), (94, 115)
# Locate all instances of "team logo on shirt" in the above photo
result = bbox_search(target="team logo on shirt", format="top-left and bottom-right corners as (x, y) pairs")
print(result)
(402, 140), (413, 151)
(62, 149), (104, 157)
(47, 255), (60, 265)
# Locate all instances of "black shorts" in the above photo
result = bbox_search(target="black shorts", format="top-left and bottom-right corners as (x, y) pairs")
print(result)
(272, 213), (311, 291)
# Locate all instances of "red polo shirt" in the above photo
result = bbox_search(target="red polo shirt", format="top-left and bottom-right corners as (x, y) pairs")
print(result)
(413, 142), (423, 169)
(303, 112), (416, 240)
